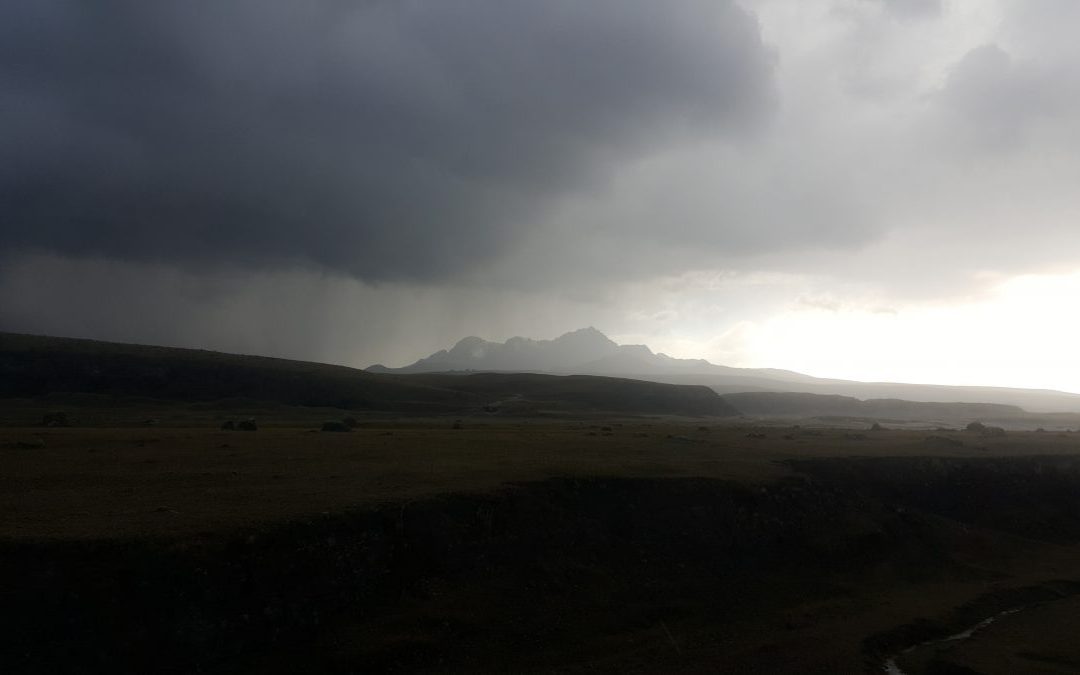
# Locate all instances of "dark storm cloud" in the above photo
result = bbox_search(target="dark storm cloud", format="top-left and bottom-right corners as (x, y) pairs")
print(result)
(0, 1), (775, 281)
(935, 43), (1079, 151)
(937, 45), (1030, 147)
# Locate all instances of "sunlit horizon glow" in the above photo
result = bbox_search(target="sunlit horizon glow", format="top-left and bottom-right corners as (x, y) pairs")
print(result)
(627, 271), (1080, 394)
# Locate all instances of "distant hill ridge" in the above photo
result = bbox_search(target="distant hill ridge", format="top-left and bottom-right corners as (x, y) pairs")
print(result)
(6, 330), (1080, 420)
(370, 328), (1080, 414)
(723, 391), (1024, 421)
(0, 332), (737, 417)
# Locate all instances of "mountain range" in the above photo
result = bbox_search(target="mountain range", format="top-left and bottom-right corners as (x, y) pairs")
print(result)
(368, 327), (804, 379)
(368, 327), (1080, 413)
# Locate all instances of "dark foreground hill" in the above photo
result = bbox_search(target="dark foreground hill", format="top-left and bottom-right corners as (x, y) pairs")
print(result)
(0, 333), (737, 417)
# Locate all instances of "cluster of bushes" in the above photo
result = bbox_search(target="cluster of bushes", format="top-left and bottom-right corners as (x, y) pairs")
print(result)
(321, 416), (358, 432)
(219, 416), (364, 432)
(923, 435), (964, 447)
(965, 421), (1006, 437)
(40, 411), (70, 427)
(221, 419), (257, 431)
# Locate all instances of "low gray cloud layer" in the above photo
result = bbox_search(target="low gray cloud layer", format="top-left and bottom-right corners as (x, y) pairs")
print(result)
(1, 0), (773, 281)
(879, 0), (941, 20)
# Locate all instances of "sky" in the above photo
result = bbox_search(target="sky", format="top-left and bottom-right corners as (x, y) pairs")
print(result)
(3, 0), (1080, 391)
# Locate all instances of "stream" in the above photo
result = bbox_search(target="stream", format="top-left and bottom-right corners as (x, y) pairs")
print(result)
(882, 608), (1024, 674)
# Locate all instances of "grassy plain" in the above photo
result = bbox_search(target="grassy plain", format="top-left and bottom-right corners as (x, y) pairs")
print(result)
(5, 411), (1080, 540)
(7, 405), (1080, 673)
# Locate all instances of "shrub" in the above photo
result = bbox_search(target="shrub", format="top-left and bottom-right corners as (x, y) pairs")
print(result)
(41, 411), (69, 427)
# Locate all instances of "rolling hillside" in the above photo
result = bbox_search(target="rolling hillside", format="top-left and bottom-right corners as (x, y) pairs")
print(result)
(0, 333), (737, 417)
